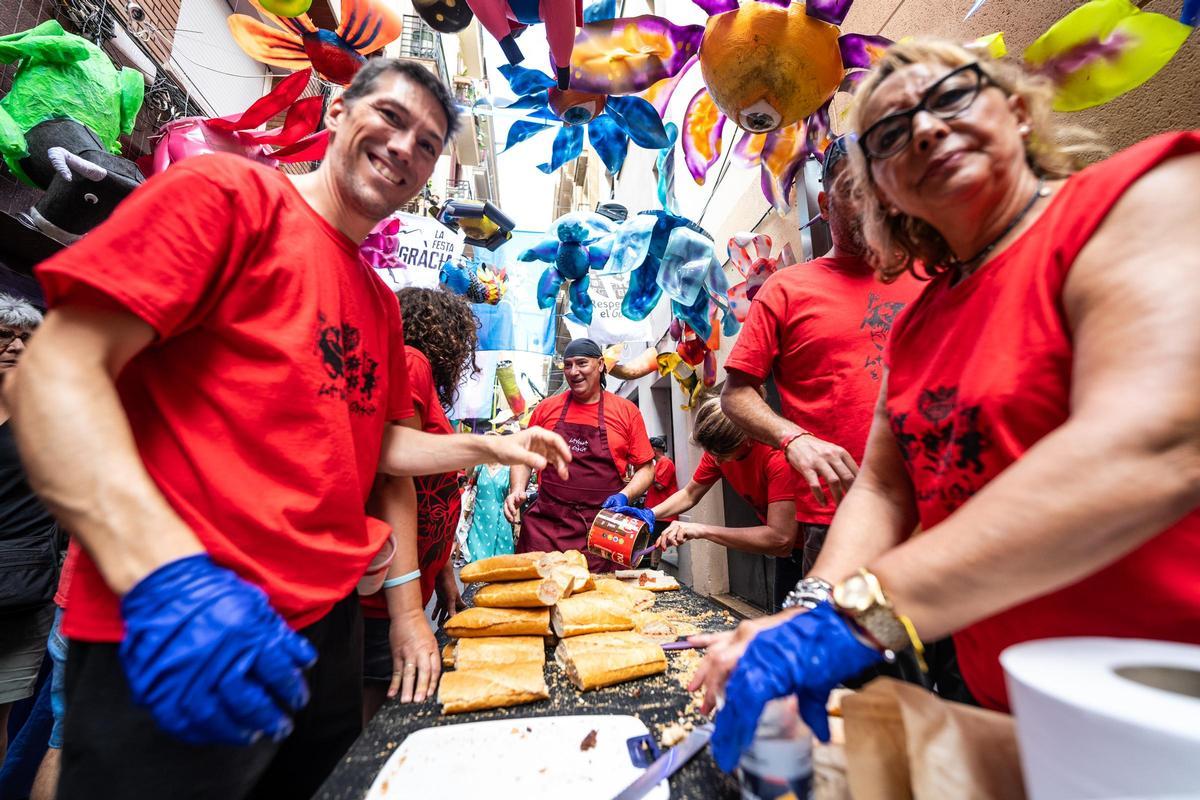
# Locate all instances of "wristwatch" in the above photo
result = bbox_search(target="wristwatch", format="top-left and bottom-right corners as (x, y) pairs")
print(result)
(832, 568), (910, 653)
(782, 576), (833, 610)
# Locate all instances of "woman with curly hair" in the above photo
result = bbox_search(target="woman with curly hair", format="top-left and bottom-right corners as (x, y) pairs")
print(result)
(697, 38), (1200, 771)
(361, 287), (478, 719)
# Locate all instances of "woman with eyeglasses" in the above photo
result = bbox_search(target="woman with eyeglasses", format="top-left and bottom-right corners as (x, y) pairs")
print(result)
(695, 38), (1200, 772)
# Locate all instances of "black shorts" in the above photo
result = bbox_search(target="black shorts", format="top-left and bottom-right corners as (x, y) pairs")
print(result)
(58, 593), (364, 800)
(362, 616), (392, 683)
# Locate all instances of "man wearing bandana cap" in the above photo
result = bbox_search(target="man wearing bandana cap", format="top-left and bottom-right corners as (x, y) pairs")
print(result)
(505, 338), (656, 572)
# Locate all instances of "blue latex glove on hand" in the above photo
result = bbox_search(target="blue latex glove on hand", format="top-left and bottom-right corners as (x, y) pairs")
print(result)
(601, 493), (629, 510)
(119, 554), (317, 746)
(711, 601), (883, 772)
(616, 505), (656, 529)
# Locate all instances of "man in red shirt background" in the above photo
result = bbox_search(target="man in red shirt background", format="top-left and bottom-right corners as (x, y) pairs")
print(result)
(8, 60), (568, 799)
(643, 435), (678, 563)
(721, 137), (922, 580)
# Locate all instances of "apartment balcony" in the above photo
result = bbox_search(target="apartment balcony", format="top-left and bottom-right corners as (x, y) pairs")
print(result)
(398, 16), (451, 86)
(445, 179), (474, 200)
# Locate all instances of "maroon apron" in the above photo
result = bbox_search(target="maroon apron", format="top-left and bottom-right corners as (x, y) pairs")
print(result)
(517, 392), (624, 573)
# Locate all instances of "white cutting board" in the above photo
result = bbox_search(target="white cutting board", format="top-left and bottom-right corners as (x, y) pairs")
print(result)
(364, 714), (669, 800)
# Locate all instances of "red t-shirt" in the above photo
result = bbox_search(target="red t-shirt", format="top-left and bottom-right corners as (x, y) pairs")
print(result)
(528, 391), (654, 476)
(645, 457), (678, 521)
(885, 131), (1200, 711)
(692, 443), (797, 524)
(726, 257), (923, 524)
(362, 346), (461, 617)
(37, 154), (413, 641)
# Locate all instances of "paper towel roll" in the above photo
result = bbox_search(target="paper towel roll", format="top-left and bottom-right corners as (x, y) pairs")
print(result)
(1001, 638), (1200, 800)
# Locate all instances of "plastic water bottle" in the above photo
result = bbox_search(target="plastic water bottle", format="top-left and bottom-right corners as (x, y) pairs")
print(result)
(736, 695), (814, 800)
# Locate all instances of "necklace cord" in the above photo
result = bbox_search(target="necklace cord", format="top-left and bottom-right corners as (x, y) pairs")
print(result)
(950, 177), (1047, 274)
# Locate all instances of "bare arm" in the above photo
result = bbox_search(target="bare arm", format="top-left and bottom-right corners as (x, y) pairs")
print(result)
(6, 306), (204, 594)
(623, 461), (655, 503)
(379, 425), (569, 479)
(808, 373), (918, 584)
(504, 462), (533, 523)
(650, 480), (710, 521)
(721, 370), (798, 449)
(661, 500), (798, 557)
(873, 154), (1200, 640)
(722, 369), (858, 504)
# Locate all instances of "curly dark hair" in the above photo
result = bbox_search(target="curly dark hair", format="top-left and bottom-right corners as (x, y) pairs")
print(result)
(397, 287), (480, 409)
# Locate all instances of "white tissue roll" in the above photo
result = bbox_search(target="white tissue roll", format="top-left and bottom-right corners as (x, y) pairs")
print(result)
(1001, 638), (1200, 800)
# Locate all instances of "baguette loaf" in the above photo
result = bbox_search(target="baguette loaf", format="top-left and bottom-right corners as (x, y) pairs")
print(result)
(593, 579), (656, 612)
(460, 553), (545, 583)
(550, 593), (635, 637)
(444, 607), (552, 638)
(441, 643), (456, 668)
(554, 631), (667, 690)
(473, 577), (568, 608)
(452, 636), (545, 669)
(437, 662), (548, 714)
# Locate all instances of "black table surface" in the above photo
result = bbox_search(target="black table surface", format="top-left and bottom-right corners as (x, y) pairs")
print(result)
(316, 582), (742, 800)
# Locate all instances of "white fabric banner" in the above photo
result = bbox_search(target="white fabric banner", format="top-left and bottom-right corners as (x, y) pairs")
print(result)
(373, 212), (465, 291)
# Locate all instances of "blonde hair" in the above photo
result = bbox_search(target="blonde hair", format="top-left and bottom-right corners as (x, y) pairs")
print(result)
(846, 37), (1107, 282)
(692, 394), (749, 457)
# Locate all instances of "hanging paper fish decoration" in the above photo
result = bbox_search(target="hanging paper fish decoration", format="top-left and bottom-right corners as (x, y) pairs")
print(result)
(228, 0), (403, 85)
(440, 258), (509, 305)
(142, 69), (327, 176)
(568, 0), (891, 212)
(498, 64), (669, 175)
(519, 211), (618, 325)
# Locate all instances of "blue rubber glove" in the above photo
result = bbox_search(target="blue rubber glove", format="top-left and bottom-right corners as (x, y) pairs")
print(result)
(119, 554), (317, 746)
(711, 601), (884, 772)
(615, 505), (656, 529)
(601, 493), (629, 510)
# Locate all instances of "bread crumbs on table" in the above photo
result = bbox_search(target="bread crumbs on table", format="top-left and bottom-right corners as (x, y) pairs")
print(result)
(580, 730), (598, 751)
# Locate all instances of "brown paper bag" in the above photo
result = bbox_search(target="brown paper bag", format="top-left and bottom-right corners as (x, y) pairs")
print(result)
(842, 677), (1026, 800)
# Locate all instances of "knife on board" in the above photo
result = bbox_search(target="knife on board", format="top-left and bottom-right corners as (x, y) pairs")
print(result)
(611, 723), (715, 800)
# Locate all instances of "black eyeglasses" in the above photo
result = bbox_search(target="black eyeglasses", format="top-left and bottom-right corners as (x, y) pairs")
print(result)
(0, 329), (31, 348)
(860, 63), (993, 160)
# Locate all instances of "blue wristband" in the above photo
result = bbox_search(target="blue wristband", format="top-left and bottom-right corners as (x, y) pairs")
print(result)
(382, 570), (422, 590)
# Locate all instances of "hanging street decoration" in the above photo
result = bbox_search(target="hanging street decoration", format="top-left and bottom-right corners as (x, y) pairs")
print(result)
(497, 64), (670, 175)
(520, 211), (619, 325)
(434, 199), (517, 251)
(141, 69), (328, 176)
(228, 0), (403, 85)
(0, 20), (146, 243)
(465, 0), (583, 89)
(725, 232), (795, 323)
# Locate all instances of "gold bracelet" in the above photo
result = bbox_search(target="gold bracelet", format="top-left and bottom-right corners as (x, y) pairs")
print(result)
(895, 612), (928, 673)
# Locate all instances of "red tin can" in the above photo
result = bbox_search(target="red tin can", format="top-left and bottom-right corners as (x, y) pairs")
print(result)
(587, 509), (653, 568)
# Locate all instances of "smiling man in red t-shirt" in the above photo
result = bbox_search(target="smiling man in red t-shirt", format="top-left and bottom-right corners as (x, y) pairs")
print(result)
(7, 60), (568, 800)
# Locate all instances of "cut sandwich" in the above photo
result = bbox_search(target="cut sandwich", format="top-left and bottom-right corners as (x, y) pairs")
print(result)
(554, 631), (667, 690)
(473, 577), (570, 608)
(632, 611), (699, 644)
(452, 636), (545, 669)
(460, 553), (545, 583)
(437, 662), (549, 714)
(551, 593), (635, 638)
(614, 569), (681, 592)
(443, 607), (552, 638)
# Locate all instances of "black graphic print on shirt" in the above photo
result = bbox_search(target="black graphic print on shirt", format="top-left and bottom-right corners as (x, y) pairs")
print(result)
(416, 471), (462, 575)
(861, 292), (907, 381)
(890, 386), (992, 513)
(315, 313), (380, 416)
